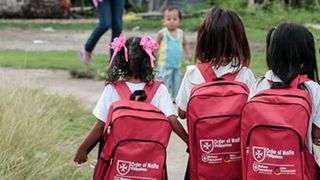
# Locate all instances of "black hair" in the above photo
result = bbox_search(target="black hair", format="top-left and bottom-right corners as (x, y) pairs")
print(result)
(266, 23), (319, 85)
(195, 7), (250, 70)
(107, 37), (154, 82)
(196, 8), (250, 69)
(163, 6), (182, 20)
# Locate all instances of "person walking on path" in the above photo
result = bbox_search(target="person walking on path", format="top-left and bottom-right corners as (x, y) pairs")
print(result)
(79, 0), (125, 64)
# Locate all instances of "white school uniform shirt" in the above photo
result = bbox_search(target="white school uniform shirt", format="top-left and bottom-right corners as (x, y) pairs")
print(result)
(249, 70), (320, 157)
(93, 81), (176, 122)
(176, 63), (256, 112)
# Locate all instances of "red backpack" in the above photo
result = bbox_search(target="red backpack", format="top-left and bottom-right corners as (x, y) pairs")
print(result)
(241, 75), (317, 180)
(187, 63), (249, 180)
(93, 80), (172, 180)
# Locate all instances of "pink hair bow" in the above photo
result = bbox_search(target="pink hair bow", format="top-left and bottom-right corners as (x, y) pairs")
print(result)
(92, 0), (103, 8)
(108, 34), (128, 66)
(140, 36), (159, 67)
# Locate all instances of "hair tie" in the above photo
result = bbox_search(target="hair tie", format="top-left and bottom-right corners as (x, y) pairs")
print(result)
(108, 34), (128, 66)
(140, 36), (159, 67)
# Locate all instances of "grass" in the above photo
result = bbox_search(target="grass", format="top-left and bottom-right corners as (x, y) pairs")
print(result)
(0, 50), (109, 79)
(0, 82), (96, 179)
(2, 46), (319, 79)
(0, 50), (106, 70)
(0, 48), (268, 78)
(0, 22), (97, 31)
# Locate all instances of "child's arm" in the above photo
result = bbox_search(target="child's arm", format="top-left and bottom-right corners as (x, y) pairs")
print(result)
(74, 120), (105, 164)
(182, 32), (192, 61)
(156, 30), (164, 45)
(168, 115), (188, 145)
(154, 30), (163, 54)
(312, 124), (320, 146)
(178, 108), (186, 119)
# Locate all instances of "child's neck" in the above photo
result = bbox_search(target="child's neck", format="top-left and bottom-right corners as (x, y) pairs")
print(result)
(167, 27), (177, 32)
(167, 28), (178, 38)
(126, 76), (143, 83)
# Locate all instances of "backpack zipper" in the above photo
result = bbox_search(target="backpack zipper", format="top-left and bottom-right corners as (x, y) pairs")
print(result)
(252, 93), (311, 111)
(107, 139), (167, 179)
(106, 105), (168, 134)
(191, 82), (248, 96)
(113, 106), (164, 114)
(245, 124), (303, 179)
(246, 124), (303, 151)
(193, 114), (240, 143)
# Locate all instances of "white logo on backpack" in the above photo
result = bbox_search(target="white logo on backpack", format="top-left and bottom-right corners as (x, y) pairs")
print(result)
(252, 146), (266, 163)
(200, 139), (214, 153)
(116, 160), (131, 175)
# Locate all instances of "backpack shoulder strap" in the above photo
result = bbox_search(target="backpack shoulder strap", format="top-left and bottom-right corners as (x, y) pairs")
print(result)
(107, 80), (131, 100)
(196, 62), (217, 82)
(290, 75), (311, 88)
(221, 71), (239, 81)
(144, 80), (162, 103)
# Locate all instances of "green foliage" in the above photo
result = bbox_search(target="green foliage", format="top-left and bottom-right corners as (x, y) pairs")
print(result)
(212, 0), (248, 10)
(70, 65), (108, 80)
(251, 48), (267, 77)
(0, 83), (94, 179)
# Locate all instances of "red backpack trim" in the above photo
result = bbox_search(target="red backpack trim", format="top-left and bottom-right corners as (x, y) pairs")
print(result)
(196, 62), (238, 82)
(107, 80), (162, 103)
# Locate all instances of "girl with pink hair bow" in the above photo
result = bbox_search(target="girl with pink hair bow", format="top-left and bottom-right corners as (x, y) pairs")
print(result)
(74, 35), (189, 167)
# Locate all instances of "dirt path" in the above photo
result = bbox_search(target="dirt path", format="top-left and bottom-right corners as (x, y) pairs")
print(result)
(0, 28), (198, 55)
(0, 26), (263, 55)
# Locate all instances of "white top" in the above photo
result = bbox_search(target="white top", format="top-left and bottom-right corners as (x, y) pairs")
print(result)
(249, 70), (320, 157)
(93, 81), (176, 122)
(176, 64), (256, 111)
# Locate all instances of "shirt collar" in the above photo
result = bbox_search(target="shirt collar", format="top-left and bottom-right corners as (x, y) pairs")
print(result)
(265, 70), (283, 82)
(214, 62), (239, 77)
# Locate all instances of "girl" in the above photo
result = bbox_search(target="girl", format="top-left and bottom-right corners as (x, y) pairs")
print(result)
(249, 23), (320, 178)
(74, 35), (188, 164)
(156, 6), (192, 102)
(176, 7), (255, 119)
(175, 7), (255, 179)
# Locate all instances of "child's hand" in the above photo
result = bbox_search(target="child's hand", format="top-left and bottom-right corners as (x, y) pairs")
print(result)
(74, 148), (88, 164)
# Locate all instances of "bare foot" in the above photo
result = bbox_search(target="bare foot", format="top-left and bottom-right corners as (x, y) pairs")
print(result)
(79, 49), (92, 64)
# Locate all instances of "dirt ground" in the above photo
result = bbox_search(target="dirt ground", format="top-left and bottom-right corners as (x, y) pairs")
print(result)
(0, 27), (191, 179)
